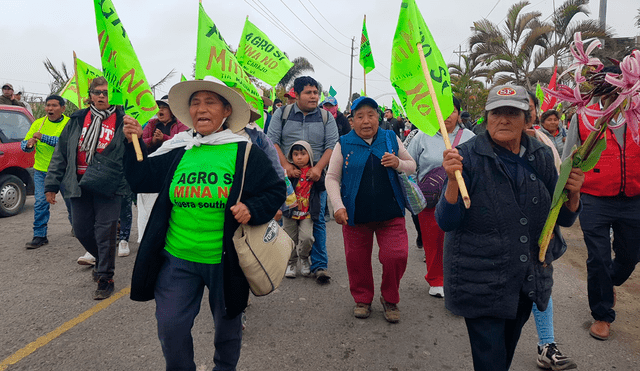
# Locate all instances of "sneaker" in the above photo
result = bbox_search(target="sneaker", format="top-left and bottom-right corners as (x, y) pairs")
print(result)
(241, 311), (247, 331)
(537, 343), (577, 370)
(77, 252), (96, 266)
(315, 269), (331, 284)
(118, 240), (130, 257)
(25, 237), (48, 249)
(285, 264), (296, 278)
(70, 228), (75, 237)
(380, 297), (400, 323)
(300, 259), (311, 276)
(416, 238), (423, 249)
(93, 277), (114, 300)
(91, 269), (99, 283)
(354, 303), (371, 319)
(429, 286), (445, 298)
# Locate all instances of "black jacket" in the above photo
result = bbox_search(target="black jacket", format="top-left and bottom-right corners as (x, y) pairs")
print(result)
(45, 107), (128, 197)
(335, 111), (351, 137)
(124, 140), (285, 318)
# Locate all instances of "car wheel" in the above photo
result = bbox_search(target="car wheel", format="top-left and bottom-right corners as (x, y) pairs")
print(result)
(0, 174), (27, 217)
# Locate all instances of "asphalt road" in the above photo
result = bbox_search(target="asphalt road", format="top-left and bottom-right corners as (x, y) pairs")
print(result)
(1, 196), (639, 371)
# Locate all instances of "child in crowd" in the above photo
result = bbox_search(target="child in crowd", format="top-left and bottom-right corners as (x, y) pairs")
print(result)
(283, 140), (325, 278)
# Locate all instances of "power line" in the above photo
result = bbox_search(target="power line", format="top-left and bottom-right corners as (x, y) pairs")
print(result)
(276, 0), (350, 55)
(306, 0), (353, 40)
(295, 0), (351, 48)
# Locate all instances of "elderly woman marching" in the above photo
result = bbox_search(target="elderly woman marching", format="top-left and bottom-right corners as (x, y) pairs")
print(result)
(122, 77), (285, 371)
(436, 85), (585, 371)
(326, 97), (416, 323)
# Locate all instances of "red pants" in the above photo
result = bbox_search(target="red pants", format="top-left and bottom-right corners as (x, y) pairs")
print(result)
(342, 217), (408, 304)
(418, 207), (445, 287)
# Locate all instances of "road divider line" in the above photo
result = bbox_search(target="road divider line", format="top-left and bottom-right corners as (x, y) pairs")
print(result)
(0, 286), (131, 371)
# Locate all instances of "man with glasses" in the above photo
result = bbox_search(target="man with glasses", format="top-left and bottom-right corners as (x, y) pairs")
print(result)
(0, 83), (26, 107)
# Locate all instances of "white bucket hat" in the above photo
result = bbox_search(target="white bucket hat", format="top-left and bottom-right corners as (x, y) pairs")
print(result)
(168, 76), (250, 133)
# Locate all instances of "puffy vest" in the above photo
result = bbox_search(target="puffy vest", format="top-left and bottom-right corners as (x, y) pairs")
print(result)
(578, 108), (640, 197)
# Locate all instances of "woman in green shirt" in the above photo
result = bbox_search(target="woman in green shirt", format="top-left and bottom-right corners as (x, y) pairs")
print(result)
(123, 77), (285, 371)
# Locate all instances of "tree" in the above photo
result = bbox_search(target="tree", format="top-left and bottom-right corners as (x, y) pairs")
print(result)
(448, 54), (490, 118)
(636, 8), (640, 28)
(469, 1), (553, 90)
(277, 57), (314, 89)
(43, 58), (73, 96)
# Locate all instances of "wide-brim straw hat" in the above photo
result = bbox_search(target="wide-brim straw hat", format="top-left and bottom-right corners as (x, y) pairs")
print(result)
(168, 76), (250, 133)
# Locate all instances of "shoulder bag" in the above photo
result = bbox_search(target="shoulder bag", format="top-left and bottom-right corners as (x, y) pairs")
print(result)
(384, 131), (427, 215)
(418, 128), (464, 208)
(232, 143), (295, 296)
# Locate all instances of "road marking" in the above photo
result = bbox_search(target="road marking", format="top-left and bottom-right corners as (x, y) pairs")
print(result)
(0, 286), (131, 371)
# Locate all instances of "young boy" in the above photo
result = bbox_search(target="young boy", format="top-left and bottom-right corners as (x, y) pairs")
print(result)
(283, 140), (325, 278)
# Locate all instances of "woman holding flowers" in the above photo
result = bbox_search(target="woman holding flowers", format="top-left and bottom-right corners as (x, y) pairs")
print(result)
(436, 85), (584, 371)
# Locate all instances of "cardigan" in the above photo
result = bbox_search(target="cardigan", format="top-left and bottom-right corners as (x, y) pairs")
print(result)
(124, 139), (285, 318)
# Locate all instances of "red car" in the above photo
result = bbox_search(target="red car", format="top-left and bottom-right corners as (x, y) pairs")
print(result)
(0, 104), (35, 217)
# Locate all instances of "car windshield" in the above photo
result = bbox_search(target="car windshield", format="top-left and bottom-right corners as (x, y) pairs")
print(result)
(0, 110), (32, 143)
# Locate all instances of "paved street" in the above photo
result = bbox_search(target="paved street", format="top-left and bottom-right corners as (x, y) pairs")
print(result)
(1, 196), (639, 370)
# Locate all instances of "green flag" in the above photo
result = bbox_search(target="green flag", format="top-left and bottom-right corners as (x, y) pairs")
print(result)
(359, 15), (375, 74)
(320, 91), (325, 104)
(60, 57), (103, 109)
(267, 88), (276, 113)
(536, 83), (544, 109)
(390, 0), (453, 136)
(94, 0), (157, 124)
(181, 73), (187, 82)
(329, 85), (337, 97)
(392, 98), (402, 117)
(196, 4), (263, 127)
(236, 18), (294, 87)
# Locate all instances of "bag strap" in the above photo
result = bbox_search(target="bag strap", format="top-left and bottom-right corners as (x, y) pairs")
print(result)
(452, 127), (464, 147)
(281, 104), (329, 128)
(235, 143), (252, 204)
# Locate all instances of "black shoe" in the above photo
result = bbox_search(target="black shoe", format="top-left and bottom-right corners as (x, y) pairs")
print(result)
(25, 237), (49, 249)
(93, 277), (114, 300)
(315, 269), (331, 284)
(416, 238), (423, 249)
(537, 343), (577, 370)
(91, 269), (99, 283)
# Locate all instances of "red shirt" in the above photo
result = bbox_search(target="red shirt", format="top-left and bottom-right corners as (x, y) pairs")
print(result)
(77, 111), (117, 174)
(291, 166), (313, 219)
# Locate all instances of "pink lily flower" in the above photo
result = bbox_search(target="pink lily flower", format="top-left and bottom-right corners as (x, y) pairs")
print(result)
(560, 33), (603, 81)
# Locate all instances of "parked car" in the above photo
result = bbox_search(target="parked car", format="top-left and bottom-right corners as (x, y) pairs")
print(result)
(0, 105), (35, 217)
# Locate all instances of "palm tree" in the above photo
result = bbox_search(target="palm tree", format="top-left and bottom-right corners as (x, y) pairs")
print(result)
(43, 58), (73, 95)
(277, 57), (314, 89)
(469, 1), (553, 90)
(545, 0), (611, 68)
(635, 8), (640, 28)
(448, 54), (490, 118)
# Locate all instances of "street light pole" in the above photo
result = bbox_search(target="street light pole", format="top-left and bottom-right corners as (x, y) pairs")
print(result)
(348, 36), (355, 109)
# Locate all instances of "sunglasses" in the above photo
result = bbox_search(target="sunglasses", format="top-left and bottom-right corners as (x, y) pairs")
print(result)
(90, 89), (109, 97)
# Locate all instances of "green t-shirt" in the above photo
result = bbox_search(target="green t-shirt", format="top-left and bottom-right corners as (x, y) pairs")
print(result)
(23, 115), (70, 172)
(165, 143), (238, 264)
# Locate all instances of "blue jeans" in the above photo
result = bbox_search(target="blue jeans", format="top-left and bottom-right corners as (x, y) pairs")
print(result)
(532, 296), (554, 346)
(310, 190), (328, 272)
(34, 170), (73, 237)
(155, 250), (243, 371)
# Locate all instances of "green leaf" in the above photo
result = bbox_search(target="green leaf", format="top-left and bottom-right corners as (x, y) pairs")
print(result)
(551, 156), (573, 206)
(578, 136), (607, 172)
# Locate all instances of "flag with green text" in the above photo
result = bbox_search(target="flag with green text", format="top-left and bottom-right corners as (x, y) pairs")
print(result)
(60, 57), (103, 109)
(359, 16), (375, 74)
(93, 0), (157, 124)
(390, 0), (453, 136)
(196, 3), (263, 127)
(236, 18), (293, 87)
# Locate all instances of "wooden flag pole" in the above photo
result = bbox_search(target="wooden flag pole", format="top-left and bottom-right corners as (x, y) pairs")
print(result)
(416, 43), (471, 209)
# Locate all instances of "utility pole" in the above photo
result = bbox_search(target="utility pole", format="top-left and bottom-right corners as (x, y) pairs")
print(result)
(453, 45), (467, 67)
(598, 0), (607, 31)
(348, 36), (355, 110)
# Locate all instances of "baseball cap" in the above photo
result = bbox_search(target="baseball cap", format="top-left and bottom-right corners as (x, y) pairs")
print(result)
(485, 85), (529, 111)
(284, 88), (296, 99)
(351, 96), (378, 112)
(320, 96), (338, 106)
(2, 83), (14, 90)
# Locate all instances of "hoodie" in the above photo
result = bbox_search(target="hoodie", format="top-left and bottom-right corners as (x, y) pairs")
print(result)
(283, 140), (325, 222)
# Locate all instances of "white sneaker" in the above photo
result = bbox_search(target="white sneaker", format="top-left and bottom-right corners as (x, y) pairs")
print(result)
(118, 240), (130, 257)
(429, 286), (444, 298)
(77, 252), (96, 266)
(285, 264), (296, 278)
(300, 259), (311, 276)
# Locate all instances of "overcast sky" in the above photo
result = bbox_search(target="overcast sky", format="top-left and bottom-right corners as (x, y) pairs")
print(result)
(1, 0), (638, 108)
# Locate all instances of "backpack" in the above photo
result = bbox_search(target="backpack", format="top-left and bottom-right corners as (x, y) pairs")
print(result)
(280, 104), (329, 127)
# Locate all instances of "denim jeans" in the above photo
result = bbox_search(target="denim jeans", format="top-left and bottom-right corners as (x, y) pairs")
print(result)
(310, 190), (328, 272)
(532, 296), (555, 345)
(33, 170), (49, 237)
(155, 250), (243, 371)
